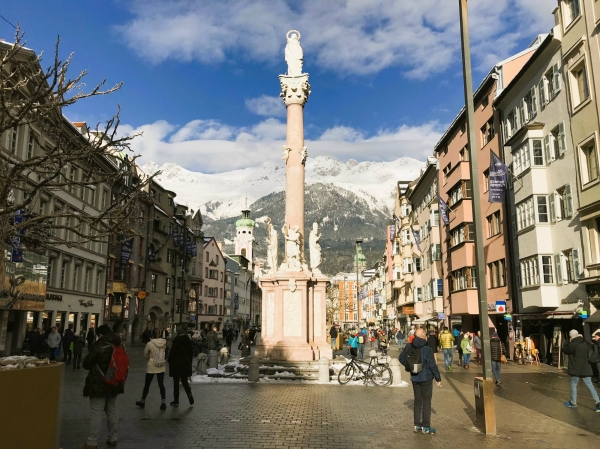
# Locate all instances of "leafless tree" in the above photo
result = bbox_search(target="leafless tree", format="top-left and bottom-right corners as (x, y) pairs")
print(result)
(326, 284), (340, 325)
(0, 28), (155, 300)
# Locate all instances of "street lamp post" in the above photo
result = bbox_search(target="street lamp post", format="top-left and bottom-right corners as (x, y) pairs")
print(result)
(459, 0), (496, 435)
(355, 238), (363, 327)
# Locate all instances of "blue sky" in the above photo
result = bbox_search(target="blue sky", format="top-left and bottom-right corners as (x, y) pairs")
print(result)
(1, 0), (557, 172)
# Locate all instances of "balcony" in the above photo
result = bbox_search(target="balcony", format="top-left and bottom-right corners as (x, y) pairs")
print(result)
(449, 289), (479, 315)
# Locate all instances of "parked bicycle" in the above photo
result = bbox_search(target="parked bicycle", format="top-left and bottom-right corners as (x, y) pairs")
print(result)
(338, 354), (392, 386)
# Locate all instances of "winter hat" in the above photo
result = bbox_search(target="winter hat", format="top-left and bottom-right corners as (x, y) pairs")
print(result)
(96, 324), (111, 336)
(569, 329), (579, 339)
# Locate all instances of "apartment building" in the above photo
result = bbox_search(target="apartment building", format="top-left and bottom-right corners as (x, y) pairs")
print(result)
(200, 237), (226, 331)
(407, 158), (444, 330)
(435, 41), (541, 339)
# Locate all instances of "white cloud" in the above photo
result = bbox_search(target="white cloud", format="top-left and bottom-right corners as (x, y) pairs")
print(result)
(116, 0), (557, 78)
(127, 117), (442, 173)
(245, 95), (286, 117)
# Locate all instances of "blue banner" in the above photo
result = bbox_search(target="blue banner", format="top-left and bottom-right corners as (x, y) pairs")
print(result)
(489, 150), (507, 203)
(437, 195), (449, 226)
(120, 239), (133, 265)
(173, 228), (179, 246)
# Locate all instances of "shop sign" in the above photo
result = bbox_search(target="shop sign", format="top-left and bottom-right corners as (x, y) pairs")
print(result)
(46, 294), (63, 301)
(401, 306), (414, 315)
(437, 312), (445, 320)
(495, 301), (506, 313)
(487, 303), (496, 311)
(137, 291), (147, 300)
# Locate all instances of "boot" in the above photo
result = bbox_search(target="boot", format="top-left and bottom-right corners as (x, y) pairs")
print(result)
(135, 401), (145, 408)
(188, 394), (195, 405)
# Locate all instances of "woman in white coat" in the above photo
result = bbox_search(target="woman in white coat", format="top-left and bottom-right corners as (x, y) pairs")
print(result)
(136, 328), (168, 410)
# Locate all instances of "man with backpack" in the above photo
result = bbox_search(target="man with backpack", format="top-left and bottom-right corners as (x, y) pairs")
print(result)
(357, 331), (366, 359)
(396, 329), (405, 350)
(82, 324), (128, 449)
(399, 328), (442, 435)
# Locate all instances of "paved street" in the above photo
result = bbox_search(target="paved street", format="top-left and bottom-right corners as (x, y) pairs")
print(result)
(58, 341), (599, 449)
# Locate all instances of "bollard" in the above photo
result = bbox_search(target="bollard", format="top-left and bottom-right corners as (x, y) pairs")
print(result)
(208, 350), (219, 368)
(389, 358), (402, 385)
(318, 356), (330, 384)
(196, 353), (207, 375)
(219, 347), (229, 366)
(248, 355), (260, 382)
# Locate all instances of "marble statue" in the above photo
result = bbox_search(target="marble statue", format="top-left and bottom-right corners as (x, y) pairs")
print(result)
(300, 146), (308, 165)
(309, 222), (321, 273)
(283, 223), (302, 270)
(285, 30), (303, 76)
(266, 217), (278, 273)
(282, 145), (291, 163)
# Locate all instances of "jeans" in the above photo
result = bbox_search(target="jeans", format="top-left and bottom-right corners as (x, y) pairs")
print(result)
(457, 350), (463, 365)
(87, 395), (118, 446)
(350, 347), (358, 357)
(358, 343), (365, 359)
(491, 360), (501, 382)
(570, 376), (600, 405)
(172, 375), (192, 402)
(463, 353), (471, 365)
(412, 379), (433, 428)
(397, 339), (403, 350)
(73, 353), (82, 368)
(443, 348), (453, 368)
(331, 337), (337, 350)
(142, 372), (166, 400)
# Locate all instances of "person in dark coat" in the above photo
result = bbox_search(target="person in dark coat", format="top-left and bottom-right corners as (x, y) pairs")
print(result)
(73, 331), (85, 369)
(206, 326), (219, 350)
(62, 325), (75, 364)
(456, 331), (464, 366)
(81, 324), (124, 448)
(400, 328), (442, 434)
(86, 327), (95, 352)
(490, 332), (505, 385)
(225, 327), (233, 352)
(563, 329), (600, 411)
(241, 329), (251, 357)
(168, 327), (194, 406)
(427, 331), (439, 363)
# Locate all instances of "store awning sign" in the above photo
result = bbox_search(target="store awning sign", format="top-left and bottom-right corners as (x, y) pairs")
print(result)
(495, 300), (506, 313)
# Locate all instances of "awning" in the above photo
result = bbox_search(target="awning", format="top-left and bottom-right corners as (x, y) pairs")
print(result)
(585, 310), (600, 323)
(515, 301), (583, 320)
(412, 315), (441, 325)
(149, 263), (168, 274)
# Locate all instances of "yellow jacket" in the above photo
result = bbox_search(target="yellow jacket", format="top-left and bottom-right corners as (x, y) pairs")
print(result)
(439, 331), (454, 349)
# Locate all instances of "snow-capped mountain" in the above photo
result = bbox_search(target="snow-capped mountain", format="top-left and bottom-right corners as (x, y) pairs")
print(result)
(142, 156), (424, 220)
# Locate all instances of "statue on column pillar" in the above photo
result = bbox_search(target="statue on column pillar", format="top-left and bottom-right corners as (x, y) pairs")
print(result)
(309, 222), (322, 274)
(285, 30), (303, 76)
(282, 223), (302, 271)
(265, 217), (278, 274)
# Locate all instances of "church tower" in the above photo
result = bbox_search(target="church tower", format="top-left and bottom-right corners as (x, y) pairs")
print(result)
(234, 209), (255, 261)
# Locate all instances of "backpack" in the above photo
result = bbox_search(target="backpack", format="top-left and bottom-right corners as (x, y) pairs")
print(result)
(97, 344), (129, 387)
(589, 343), (600, 364)
(402, 344), (423, 374)
(152, 342), (166, 367)
(358, 335), (365, 344)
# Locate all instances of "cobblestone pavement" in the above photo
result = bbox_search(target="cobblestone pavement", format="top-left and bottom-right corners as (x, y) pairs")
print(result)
(57, 341), (598, 449)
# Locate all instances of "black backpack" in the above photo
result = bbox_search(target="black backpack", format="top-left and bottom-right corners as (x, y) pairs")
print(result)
(589, 342), (600, 364)
(402, 344), (423, 374)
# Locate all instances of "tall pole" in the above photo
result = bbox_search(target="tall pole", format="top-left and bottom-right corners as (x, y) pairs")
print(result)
(179, 215), (187, 328)
(459, 0), (495, 434)
(355, 239), (362, 327)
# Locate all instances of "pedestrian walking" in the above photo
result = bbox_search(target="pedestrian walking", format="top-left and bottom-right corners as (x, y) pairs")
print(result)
(47, 326), (62, 361)
(62, 325), (75, 364)
(329, 324), (338, 351)
(241, 328), (251, 357)
(592, 331), (600, 382)
(81, 324), (127, 448)
(357, 331), (366, 359)
(490, 332), (505, 385)
(136, 328), (168, 410)
(461, 332), (472, 369)
(168, 327), (194, 406)
(563, 329), (600, 412)
(456, 331), (464, 366)
(206, 326), (219, 351)
(348, 332), (358, 358)
(439, 327), (454, 371)
(427, 331), (439, 363)
(225, 327), (233, 352)
(73, 331), (85, 369)
(474, 331), (482, 365)
(396, 329), (405, 350)
(142, 326), (151, 344)
(400, 328), (442, 434)
(86, 328), (95, 352)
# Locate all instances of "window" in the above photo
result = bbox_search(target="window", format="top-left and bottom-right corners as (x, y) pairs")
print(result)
(532, 139), (544, 166)
(451, 267), (477, 291)
(431, 243), (441, 261)
(570, 61), (589, 107)
(481, 119), (495, 146)
(402, 229), (411, 245)
(151, 274), (157, 292)
(504, 109), (519, 140)
(487, 211), (502, 237)
(580, 139), (599, 184)
(167, 250), (173, 264)
(207, 305), (217, 315)
(414, 287), (422, 302)
(72, 265), (79, 291)
(403, 258), (413, 274)
(102, 189), (108, 209)
(483, 169), (490, 192)
(524, 87), (537, 121)
(60, 262), (68, 289)
(520, 257), (539, 287)
(553, 185), (573, 221)
(516, 197), (534, 231)
(564, 248), (580, 282)
(565, 0), (581, 25)
(539, 78), (547, 110)
(96, 271), (102, 294)
(393, 241), (400, 255)
(513, 141), (533, 175)
(27, 133), (35, 158)
(10, 127), (18, 155)
(536, 196), (549, 223)
(208, 287), (218, 297)
(545, 64), (561, 101)
(488, 259), (506, 288)
(414, 257), (422, 272)
(209, 269), (218, 279)
(459, 146), (470, 161)
(165, 277), (172, 294)
(401, 203), (411, 217)
(176, 277), (182, 289)
(481, 96), (489, 109)
(448, 180), (472, 207)
(84, 268), (91, 293)
(460, 123), (466, 134)
(450, 223), (474, 247)
(541, 256), (554, 284)
(442, 164), (451, 184)
(546, 123), (567, 163)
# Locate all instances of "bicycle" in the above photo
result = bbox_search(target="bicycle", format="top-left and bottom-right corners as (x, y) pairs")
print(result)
(338, 354), (392, 386)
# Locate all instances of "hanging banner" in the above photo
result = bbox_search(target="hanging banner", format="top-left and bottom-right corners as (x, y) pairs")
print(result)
(120, 239), (133, 265)
(390, 224), (396, 241)
(437, 195), (450, 226)
(412, 228), (422, 253)
(173, 228), (179, 246)
(374, 290), (379, 304)
(489, 150), (508, 203)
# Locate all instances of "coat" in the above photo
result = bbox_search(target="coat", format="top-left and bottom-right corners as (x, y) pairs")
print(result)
(82, 332), (125, 397)
(86, 328), (95, 343)
(461, 337), (472, 354)
(427, 335), (439, 353)
(206, 331), (219, 350)
(62, 329), (75, 350)
(490, 337), (504, 361)
(47, 331), (61, 349)
(168, 334), (193, 378)
(73, 335), (85, 355)
(241, 333), (251, 357)
(563, 335), (593, 377)
(439, 331), (454, 349)
(330, 326), (338, 339)
(144, 338), (167, 374)
(399, 337), (441, 383)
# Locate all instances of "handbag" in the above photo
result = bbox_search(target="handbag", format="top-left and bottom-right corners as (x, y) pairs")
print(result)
(465, 344), (473, 352)
(500, 355), (507, 363)
(238, 342), (243, 351)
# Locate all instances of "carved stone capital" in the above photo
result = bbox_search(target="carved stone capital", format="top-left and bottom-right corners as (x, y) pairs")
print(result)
(279, 74), (310, 106)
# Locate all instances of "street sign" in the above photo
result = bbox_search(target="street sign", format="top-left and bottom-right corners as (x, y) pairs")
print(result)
(495, 301), (506, 313)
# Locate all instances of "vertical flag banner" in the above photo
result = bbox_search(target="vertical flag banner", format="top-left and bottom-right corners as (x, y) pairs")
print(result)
(120, 239), (133, 265)
(390, 224), (396, 241)
(489, 150), (508, 203)
(412, 228), (422, 253)
(437, 195), (450, 226)
(173, 228), (179, 246)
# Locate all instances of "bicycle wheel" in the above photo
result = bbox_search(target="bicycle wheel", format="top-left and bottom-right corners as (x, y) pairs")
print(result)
(370, 365), (392, 386)
(338, 364), (355, 385)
